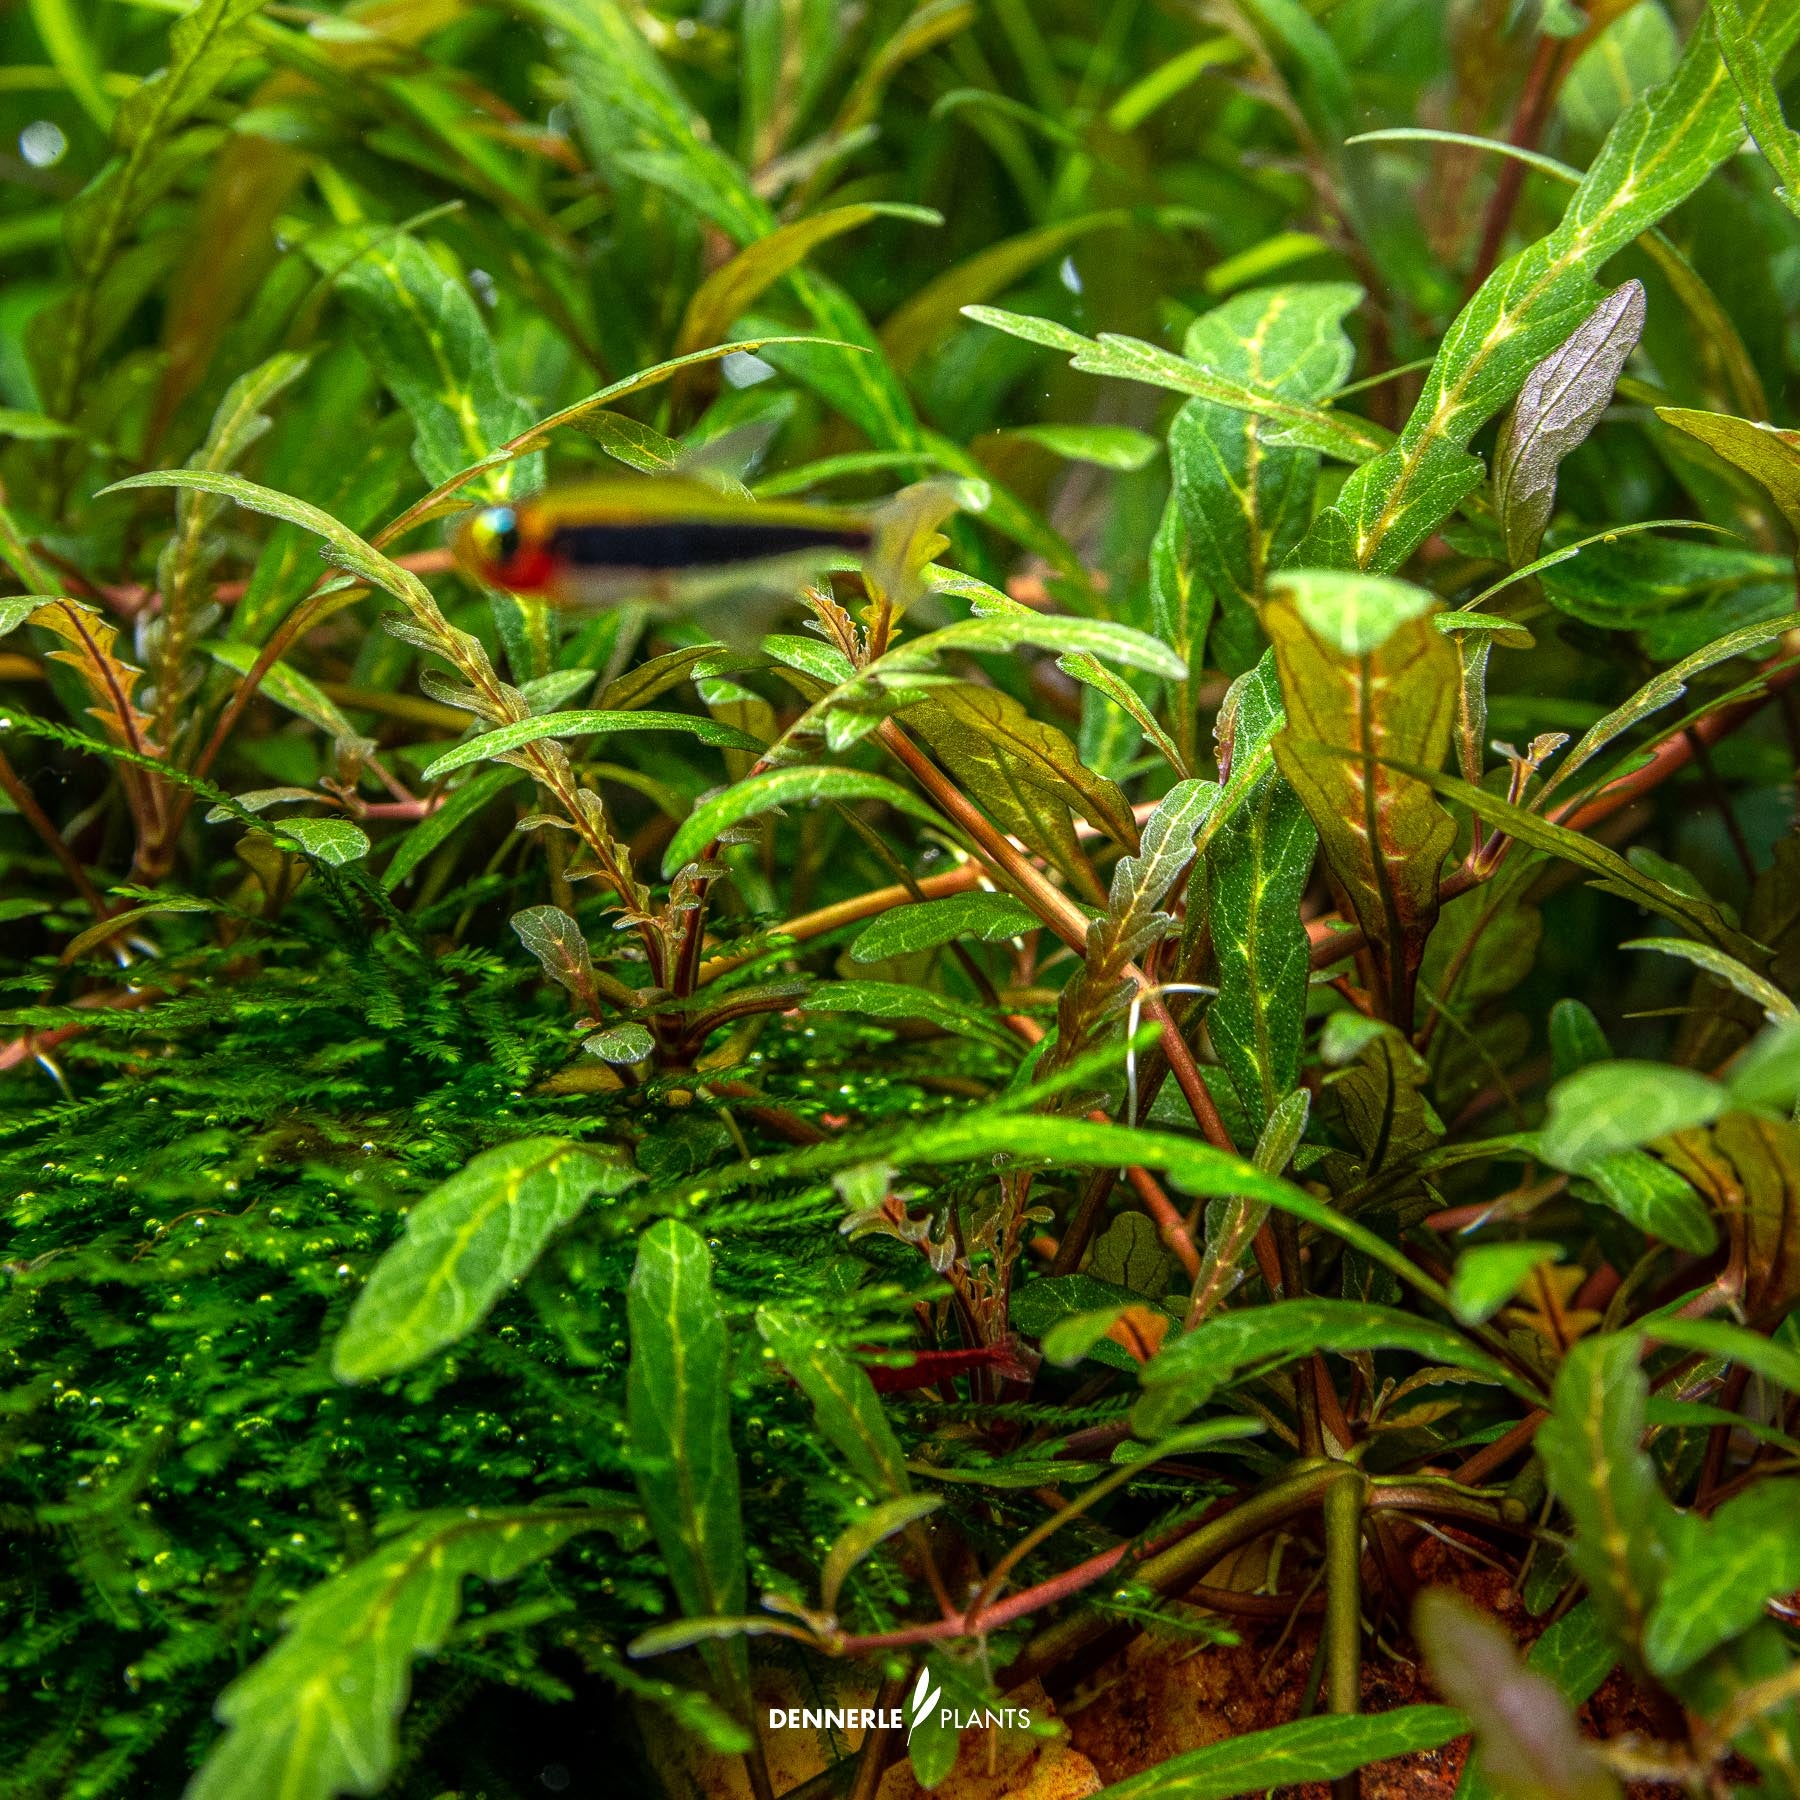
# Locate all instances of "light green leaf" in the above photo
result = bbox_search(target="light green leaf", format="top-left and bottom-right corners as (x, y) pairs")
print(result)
(1090, 1707), (1468, 1799)
(1000, 423), (1161, 470)
(1102, 777), (1217, 962)
(1658, 408), (1800, 534)
(586, 1023), (655, 1065)
(205, 639), (369, 752)
(756, 1309), (910, 1499)
(1537, 1334), (1678, 1650)
(1711, 0), (1800, 217)
(662, 767), (949, 877)
(851, 892), (1039, 961)
(335, 1140), (635, 1381)
(274, 817), (371, 867)
(420, 710), (763, 782)
(1449, 1242), (1563, 1326)
(1639, 1314), (1800, 1395)
(1539, 1063), (1723, 1170)
(186, 1508), (635, 1800)
(1643, 1479), (1800, 1675)
(1305, 0), (1800, 574)
(893, 606), (1185, 679)
(1626, 937), (1797, 1024)
(1573, 1149), (1716, 1253)
(1726, 1020), (1800, 1112)
(820, 1496), (941, 1614)
(800, 980), (1018, 1049)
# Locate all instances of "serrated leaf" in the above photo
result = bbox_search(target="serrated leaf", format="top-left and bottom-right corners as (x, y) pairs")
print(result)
(662, 766), (948, 877)
(1102, 777), (1216, 962)
(756, 1309), (910, 1499)
(334, 1140), (636, 1381)
(1089, 1706), (1467, 1799)
(1493, 282), (1645, 564)
(511, 906), (594, 1003)
(1303, 1), (1800, 574)
(1537, 1334), (1677, 1651)
(1267, 571), (1457, 1027)
(185, 1508), (633, 1800)
(421, 709), (761, 782)
(851, 891), (1038, 961)
(1538, 1063), (1724, 1170)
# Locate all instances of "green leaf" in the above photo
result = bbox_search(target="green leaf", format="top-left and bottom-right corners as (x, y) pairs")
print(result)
(662, 767), (950, 877)
(1726, 1020), (1800, 1112)
(187, 1508), (634, 1800)
(1155, 284), (1364, 679)
(1267, 571), (1457, 1026)
(1643, 1479), (1800, 1676)
(1658, 408), (1800, 534)
(1550, 999), (1612, 1079)
(820, 1496), (941, 1614)
(1537, 1334), (1677, 1651)
(511, 906), (594, 1005)
(308, 228), (535, 499)
(1640, 1314), (1800, 1394)
(755, 1309), (911, 1499)
(1089, 1706), (1467, 1799)
(1011, 1273), (1143, 1372)
(627, 1220), (751, 1704)
(1573, 1149), (1717, 1254)
(1449, 1242), (1563, 1326)
(1417, 1588), (1618, 1800)
(274, 817), (371, 867)
(1304, 0), (1800, 573)
(1538, 1063), (1724, 1170)
(678, 202), (940, 354)
(903, 682), (1138, 881)
(1102, 777), (1217, 962)
(1711, 0), (1800, 218)
(204, 639), (369, 753)
(1000, 423), (1161, 470)
(1136, 1299), (1513, 1432)
(893, 605), (1186, 679)
(963, 304), (1387, 465)
(1206, 656), (1315, 1127)
(334, 1140), (635, 1381)
(420, 710), (763, 782)
(1492, 282), (1645, 565)
(382, 768), (523, 890)
(799, 979), (1018, 1048)
(851, 891), (1039, 961)
(586, 1023), (655, 1065)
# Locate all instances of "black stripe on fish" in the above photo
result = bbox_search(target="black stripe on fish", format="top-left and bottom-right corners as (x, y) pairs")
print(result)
(545, 518), (870, 571)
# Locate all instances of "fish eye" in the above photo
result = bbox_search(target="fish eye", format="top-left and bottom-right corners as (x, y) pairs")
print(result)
(473, 506), (521, 567)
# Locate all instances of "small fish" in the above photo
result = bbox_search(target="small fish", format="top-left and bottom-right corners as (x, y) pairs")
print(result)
(456, 477), (875, 609)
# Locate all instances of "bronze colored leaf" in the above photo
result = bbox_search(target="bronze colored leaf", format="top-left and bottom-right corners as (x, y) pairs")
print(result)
(1266, 572), (1458, 1027)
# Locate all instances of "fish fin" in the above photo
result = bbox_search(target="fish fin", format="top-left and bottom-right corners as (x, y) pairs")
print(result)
(866, 478), (989, 614)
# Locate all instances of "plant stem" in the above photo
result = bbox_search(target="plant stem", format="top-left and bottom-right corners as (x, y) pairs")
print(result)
(1323, 1469), (1367, 1800)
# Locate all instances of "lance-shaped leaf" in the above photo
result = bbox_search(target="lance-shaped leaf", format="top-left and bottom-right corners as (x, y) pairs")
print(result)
(628, 1221), (752, 1705)
(1537, 1333), (1678, 1652)
(904, 682), (1138, 884)
(756, 1309), (911, 1499)
(1417, 1588), (1619, 1800)
(1643, 1478), (1800, 1676)
(851, 891), (1039, 961)
(1089, 1706), (1467, 1799)
(1492, 281), (1645, 565)
(334, 1139), (636, 1380)
(1102, 778), (1216, 963)
(1656, 408), (1800, 536)
(511, 906), (596, 1009)
(800, 979), (1020, 1049)
(1303, 0), (1800, 573)
(1712, 0), (1800, 219)
(1205, 655), (1316, 1127)
(1266, 571), (1457, 1028)
(421, 709), (764, 782)
(186, 1508), (637, 1800)
(1155, 284), (1363, 682)
(820, 1496), (941, 1615)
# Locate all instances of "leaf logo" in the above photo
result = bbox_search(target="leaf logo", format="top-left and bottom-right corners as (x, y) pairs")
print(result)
(907, 1666), (942, 1742)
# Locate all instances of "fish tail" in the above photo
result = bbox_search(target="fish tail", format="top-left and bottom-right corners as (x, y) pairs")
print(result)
(866, 477), (989, 612)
